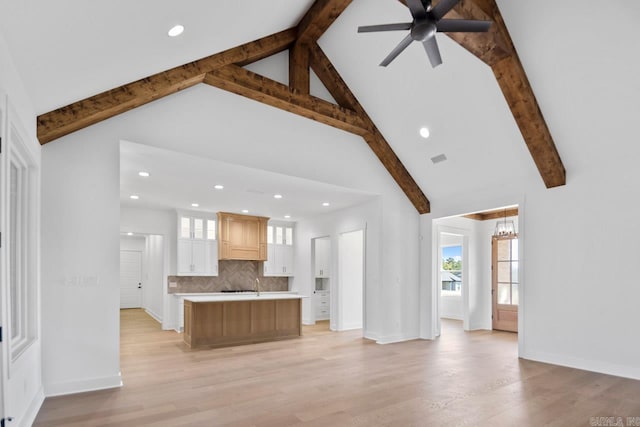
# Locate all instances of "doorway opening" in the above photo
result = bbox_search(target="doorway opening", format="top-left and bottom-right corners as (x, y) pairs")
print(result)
(310, 229), (365, 334)
(311, 236), (331, 330)
(431, 205), (521, 340)
(439, 233), (464, 331)
(492, 235), (519, 332)
(119, 233), (165, 324)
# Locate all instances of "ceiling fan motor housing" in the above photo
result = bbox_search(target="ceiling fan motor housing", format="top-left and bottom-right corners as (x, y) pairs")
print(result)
(411, 19), (437, 42)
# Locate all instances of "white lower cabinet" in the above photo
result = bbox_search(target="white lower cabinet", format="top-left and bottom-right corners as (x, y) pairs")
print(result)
(314, 290), (330, 320)
(263, 244), (294, 277)
(170, 295), (186, 332)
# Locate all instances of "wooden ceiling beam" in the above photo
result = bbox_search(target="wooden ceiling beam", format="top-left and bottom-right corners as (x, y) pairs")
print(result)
(296, 0), (353, 45)
(203, 64), (371, 137)
(37, 28), (297, 144)
(397, 0), (566, 188)
(289, 42), (310, 94)
(309, 44), (430, 214)
(463, 207), (518, 221)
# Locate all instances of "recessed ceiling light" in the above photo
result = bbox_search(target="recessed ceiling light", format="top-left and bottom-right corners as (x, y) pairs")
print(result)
(168, 24), (184, 37)
(274, 194), (283, 199)
(138, 171), (150, 177)
(127, 232), (133, 236)
(130, 195), (139, 200)
(284, 215), (291, 219)
(322, 202), (330, 207)
(191, 203), (199, 207)
(242, 209), (249, 213)
(214, 184), (224, 190)
(419, 127), (430, 139)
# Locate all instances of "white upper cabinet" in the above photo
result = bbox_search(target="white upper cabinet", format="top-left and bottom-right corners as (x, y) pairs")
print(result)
(264, 222), (295, 277)
(315, 238), (330, 278)
(177, 212), (218, 276)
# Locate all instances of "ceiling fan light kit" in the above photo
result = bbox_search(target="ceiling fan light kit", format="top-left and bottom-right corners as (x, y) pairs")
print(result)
(358, 0), (491, 68)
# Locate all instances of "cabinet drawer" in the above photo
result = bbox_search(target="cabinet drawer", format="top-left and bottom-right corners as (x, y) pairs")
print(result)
(315, 295), (329, 305)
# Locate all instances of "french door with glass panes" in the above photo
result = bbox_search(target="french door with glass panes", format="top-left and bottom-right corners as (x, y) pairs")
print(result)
(492, 237), (519, 332)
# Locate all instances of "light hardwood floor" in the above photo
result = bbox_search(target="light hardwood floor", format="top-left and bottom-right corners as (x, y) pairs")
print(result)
(34, 310), (640, 426)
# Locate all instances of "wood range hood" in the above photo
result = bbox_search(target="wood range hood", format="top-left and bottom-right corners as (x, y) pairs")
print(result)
(217, 212), (268, 261)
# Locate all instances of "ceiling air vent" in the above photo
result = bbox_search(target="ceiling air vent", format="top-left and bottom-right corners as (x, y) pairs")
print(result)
(430, 154), (447, 164)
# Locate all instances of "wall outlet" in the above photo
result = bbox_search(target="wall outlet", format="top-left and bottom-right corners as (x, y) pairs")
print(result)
(169, 281), (178, 288)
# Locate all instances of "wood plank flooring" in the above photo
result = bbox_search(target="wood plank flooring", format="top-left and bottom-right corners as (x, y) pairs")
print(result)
(34, 310), (640, 426)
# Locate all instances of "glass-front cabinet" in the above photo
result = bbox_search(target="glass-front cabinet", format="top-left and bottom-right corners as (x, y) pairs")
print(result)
(264, 222), (294, 277)
(177, 212), (218, 276)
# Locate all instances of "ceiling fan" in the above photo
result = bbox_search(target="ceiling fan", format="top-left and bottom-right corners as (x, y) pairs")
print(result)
(358, 0), (491, 68)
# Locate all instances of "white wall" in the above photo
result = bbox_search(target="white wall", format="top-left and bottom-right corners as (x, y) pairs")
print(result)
(0, 27), (44, 426)
(120, 206), (175, 274)
(41, 133), (122, 396)
(338, 229), (364, 330)
(294, 198), (389, 340)
(120, 235), (145, 252)
(143, 235), (165, 322)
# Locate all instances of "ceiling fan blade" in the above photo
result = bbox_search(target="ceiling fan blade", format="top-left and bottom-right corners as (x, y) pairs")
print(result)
(437, 19), (491, 32)
(358, 23), (412, 33)
(430, 0), (460, 21)
(423, 37), (442, 68)
(380, 34), (414, 67)
(405, 0), (427, 19)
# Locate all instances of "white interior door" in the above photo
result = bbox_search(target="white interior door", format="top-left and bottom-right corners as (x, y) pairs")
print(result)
(120, 251), (142, 309)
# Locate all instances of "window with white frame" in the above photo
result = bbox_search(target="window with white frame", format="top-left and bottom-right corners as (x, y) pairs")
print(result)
(7, 122), (38, 361)
(441, 245), (462, 296)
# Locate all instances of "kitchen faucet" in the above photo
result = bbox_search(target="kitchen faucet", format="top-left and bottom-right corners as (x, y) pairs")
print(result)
(254, 278), (260, 296)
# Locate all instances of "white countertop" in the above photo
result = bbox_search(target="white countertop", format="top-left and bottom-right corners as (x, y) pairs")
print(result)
(182, 293), (306, 303)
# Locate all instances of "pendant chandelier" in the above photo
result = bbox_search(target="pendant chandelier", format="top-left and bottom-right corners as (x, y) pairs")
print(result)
(493, 209), (517, 238)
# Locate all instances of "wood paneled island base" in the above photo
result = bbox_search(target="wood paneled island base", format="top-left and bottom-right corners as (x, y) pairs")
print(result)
(183, 297), (302, 348)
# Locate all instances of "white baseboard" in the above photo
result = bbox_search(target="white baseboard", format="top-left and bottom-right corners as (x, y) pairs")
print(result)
(363, 330), (378, 341)
(376, 333), (419, 345)
(338, 322), (363, 331)
(45, 373), (123, 397)
(522, 350), (640, 381)
(19, 386), (45, 427)
(440, 315), (463, 321)
(144, 308), (162, 323)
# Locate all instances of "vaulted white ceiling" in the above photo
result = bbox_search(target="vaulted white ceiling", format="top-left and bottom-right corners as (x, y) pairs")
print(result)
(1, 0), (638, 209)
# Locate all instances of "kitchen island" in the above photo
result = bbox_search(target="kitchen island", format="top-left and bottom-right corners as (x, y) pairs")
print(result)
(183, 293), (305, 348)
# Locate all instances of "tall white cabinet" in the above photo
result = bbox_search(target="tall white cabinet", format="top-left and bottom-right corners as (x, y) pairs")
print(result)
(263, 222), (295, 277)
(177, 212), (218, 276)
(314, 237), (331, 320)
(314, 238), (330, 278)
